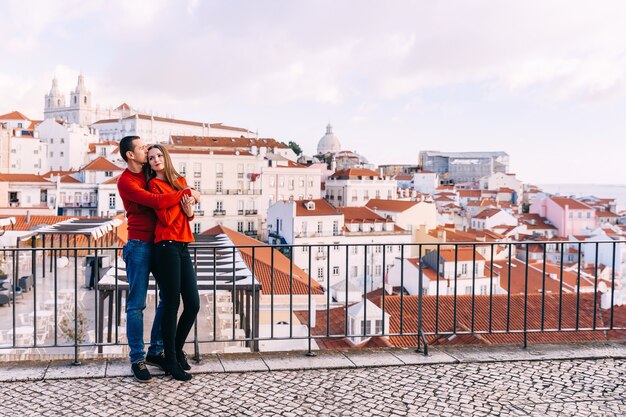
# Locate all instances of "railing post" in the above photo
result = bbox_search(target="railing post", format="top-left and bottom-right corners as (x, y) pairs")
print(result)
(415, 244), (428, 356)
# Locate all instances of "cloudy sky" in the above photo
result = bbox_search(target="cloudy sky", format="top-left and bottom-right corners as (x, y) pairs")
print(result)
(1, 0), (625, 185)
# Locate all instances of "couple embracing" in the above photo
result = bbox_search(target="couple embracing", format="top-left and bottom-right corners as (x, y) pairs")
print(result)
(117, 135), (200, 382)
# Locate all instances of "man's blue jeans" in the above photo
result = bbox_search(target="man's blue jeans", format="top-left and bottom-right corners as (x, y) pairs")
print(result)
(122, 239), (164, 364)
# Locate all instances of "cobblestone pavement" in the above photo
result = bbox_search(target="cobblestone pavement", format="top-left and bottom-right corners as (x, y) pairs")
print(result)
(1, 357), (625, 416)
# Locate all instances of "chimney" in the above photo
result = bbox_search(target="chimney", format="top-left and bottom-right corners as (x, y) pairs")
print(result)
(25, 210), (30, 224)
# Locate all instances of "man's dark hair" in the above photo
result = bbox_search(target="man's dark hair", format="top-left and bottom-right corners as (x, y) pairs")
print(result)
(119, 136), (141, 162)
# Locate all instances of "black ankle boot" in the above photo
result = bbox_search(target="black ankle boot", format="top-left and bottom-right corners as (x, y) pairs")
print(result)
(164, 360), (192, 381)
(177, 350), (191, 371)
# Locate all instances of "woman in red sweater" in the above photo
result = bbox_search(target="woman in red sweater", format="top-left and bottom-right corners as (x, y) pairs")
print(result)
(146, 144), (199, 381)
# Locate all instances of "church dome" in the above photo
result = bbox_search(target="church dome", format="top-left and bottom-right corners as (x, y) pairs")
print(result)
(316, 124), (341, 155)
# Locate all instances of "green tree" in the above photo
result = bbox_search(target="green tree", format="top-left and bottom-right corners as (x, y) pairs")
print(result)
(286, 141), (303, 156)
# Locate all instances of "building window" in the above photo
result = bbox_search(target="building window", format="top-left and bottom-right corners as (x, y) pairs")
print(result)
(194, 180), (201, 190)
(193, 223), (201, 234)
(461, 264), (467, 275)
(375, 265), (382, 276)
(247, 221), (254, 232)
(61, 138), (65, 144)
(179, 163), (186, 175)
(302, 246), (309, 253)
(108, 193), (116, 209)
(216, 180), (223, 193)
(333, 221), (339, 236)
(105, 171), (113, 177)
(333, 266), (340, 276)
(351, 266), (358, 278)
(317, 268), (324, 280)
(374, 320), (383, 334)
(237, 222), (244, 232)
(352, 246), (358, 254)
(216, 201), (223, 211)
(317, 222), (323, 234)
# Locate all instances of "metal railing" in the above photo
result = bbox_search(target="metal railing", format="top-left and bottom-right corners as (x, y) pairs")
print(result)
(0, 239), (624, 364)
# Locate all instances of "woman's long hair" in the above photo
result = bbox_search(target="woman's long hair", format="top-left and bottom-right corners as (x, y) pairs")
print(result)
(144, 144), (184, 190)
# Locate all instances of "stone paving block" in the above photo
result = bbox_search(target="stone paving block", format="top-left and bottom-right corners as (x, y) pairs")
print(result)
(45, 360), (107, 380)
(104, 359), (132, 377)
(441, 344), (537, 363)
(389, 347), (458, 365)
(525, 342), (626, 361)
(342, 349), (405, 367)
(218, 352), (269, 372)
(187, 355), (224, 374)
(261, 350), (355, 371)
(0, 362), (48, 382)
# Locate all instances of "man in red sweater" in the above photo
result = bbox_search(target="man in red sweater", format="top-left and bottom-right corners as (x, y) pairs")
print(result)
(117, 135), (200, 382)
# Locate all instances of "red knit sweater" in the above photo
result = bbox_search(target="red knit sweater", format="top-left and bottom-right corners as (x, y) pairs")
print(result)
(149, 176), (195, 243)
(117, 169), (190, 242)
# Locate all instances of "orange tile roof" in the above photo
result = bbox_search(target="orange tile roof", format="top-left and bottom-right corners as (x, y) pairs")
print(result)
(550, 197), (593, 210)
(82, 157), (123, 171)
(0, 110), (30, 120)
(42, 169), (77, 178)
(164, 146), (254, 156)
(365, 199), (417, 212)
(170, 136), (287, 149)
(438, 247), (486, 262)
(330, 168), (382, 179)
(338, 207), (390, 223)
(209, 123), (250, 132)
(203, 225), (323, 295)
(294, 199), (340, 217)
(0, 174), (50, 183)
(473, 208), (502, 219)
(369, 293), (619, 346)
(116, 103), (131, 110)
(458, 189), (482, 197)
(59, 175), (81, 183)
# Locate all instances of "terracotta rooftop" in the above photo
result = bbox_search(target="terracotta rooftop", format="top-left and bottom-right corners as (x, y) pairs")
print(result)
(82, 157), (123, 172)
(338, 207), (391, 223)
(550, 197), (593, 210)
(365, 199), (418, 212)
(0, 110), (29, 120)
(294, 199), (340, 217)
(0, 174), (49, 183)
(170, 136), (287, 149)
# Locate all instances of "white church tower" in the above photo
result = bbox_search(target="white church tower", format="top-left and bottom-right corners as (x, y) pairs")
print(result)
(44, 74), (95, 125)
(44, 77), (66, 112)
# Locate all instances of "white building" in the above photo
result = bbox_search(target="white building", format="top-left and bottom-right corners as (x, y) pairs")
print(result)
(471, 208), (518, 232)
(479, 172), (523, 203)
(0, 173), (55, 215)
(54, 157), (124, 216)
(412, 171), (439, 195)
(165, 146), (266, 236)
(36, 118), (98, 171)
(325, 168), (396, 207)
(6, 134), (48, 175)
(267, 199), (412, 290)
(387, 248), (506, 296)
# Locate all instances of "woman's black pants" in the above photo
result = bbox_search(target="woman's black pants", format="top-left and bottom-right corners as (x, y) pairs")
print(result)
(152, 241), (200, 362)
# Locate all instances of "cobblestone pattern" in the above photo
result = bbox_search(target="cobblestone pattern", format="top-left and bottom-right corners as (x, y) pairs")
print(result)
(1, 358), (625, 416)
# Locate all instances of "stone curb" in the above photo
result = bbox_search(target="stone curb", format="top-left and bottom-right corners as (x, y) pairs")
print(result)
(1, 342), (624, 383)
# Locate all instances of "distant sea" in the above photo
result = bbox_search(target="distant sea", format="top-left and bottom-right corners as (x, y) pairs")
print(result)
(538, 184), (626, 212)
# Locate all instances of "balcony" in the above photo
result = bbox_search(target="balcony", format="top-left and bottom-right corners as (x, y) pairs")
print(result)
(194, 210), (205, 216)
(244, 230), (258, 237)
(216, 172), (223, 178)
(213, 209), (226, 216)
(238, 210), (244, 215)
(194, 172), (201, 178)
(244, 209), (258, 216)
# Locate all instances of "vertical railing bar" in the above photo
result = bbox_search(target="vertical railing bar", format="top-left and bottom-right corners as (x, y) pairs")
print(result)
(213, 247), (217, 342)
(363, 244), (367, 339)
(251, 246), (256, 352)
(382, 244), (386, 336)
(541, 243), (546, 331)
(400, 244), (405, 335)
(326, 245), (330, 338)
(592, 242), (599, 330)
(506, 244), (512, 332)
(523, 243), (529, 349)
(575, 242), (582, 330)
(93, 247), (99, 353)
(73, 248), (79, 365)
(489, 244), (494, 333)
(558, 243), (564, 331)
(453, 245), (458, 334)
(471, 244), (476, 334)
(11, 249), (16, 347)
(610, 242), (616, 329)
(193, 247), (199, 361)
(270, 246), (275, 340)
(53, 251), (58, 345)
(306, 245), (314, 356)
(114, 249), (119, 344)
(435, 244), (440, 334)
(345, 245), (349, 338)
(289, 244), (294, 339)
(232, 247), (236, 341)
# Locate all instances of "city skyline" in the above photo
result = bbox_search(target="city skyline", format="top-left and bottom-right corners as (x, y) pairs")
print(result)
(1, 1), (626, 185)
